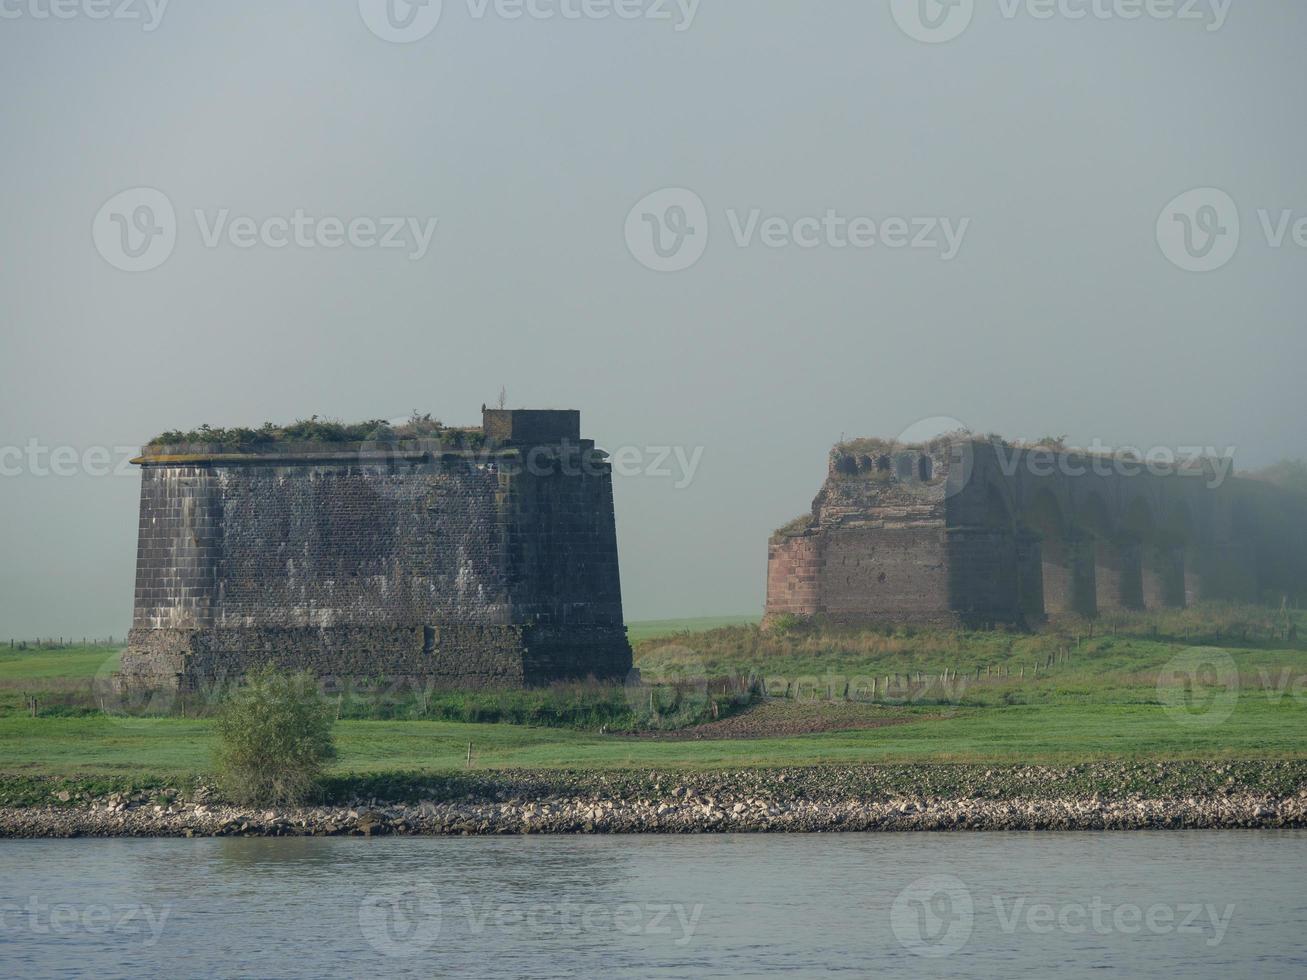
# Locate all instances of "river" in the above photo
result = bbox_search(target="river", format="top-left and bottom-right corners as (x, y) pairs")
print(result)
(2, 832), (1305, 978)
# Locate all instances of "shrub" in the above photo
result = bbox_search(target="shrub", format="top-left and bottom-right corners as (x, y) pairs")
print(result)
(214, 666), (337, 806)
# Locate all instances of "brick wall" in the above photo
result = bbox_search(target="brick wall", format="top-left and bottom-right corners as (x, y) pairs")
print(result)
(119, 421), (631, 693)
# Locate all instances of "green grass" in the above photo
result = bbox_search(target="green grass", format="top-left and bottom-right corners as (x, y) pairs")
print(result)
(0, 694), (1301, 778)
(0, 604), (1304, 782)
(0, 644), (118, 681)
(627, 616), (760, 643)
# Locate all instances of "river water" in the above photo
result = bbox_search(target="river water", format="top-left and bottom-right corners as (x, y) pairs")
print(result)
(1, 832), (1305, 978)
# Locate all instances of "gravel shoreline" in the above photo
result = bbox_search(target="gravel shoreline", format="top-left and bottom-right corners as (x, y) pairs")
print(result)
(3, 763), (1306, 837)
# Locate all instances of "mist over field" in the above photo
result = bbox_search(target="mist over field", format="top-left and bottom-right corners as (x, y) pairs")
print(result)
(2, 1), (1305, 636)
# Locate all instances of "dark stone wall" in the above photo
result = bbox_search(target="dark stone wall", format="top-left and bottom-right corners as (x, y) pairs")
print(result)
(766, 436), (1307, 628)
(120, 418), (631, 692)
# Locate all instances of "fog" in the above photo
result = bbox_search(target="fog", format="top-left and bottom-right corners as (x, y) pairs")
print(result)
(2, 0), (1304, 636)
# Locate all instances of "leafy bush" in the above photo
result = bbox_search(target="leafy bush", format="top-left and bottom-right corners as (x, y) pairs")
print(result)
(214, 666), (337, 806)
(148, 412), (487, 451)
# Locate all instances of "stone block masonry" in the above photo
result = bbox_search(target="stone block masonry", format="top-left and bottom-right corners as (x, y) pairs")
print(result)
(116, 409), (632, 693)
(765, 435), (1307, 629)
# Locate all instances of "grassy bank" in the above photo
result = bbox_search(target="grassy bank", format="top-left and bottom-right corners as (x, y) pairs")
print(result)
(0, 695), (1302, 778)
(1, 604), (1304, 785)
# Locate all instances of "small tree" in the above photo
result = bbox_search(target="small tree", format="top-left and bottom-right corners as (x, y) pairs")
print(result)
(214, 666), (337, 806)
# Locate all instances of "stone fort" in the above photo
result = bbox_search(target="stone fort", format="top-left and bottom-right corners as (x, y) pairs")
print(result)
(766, 435), (1307, 628)
(116, 409), (632, 693)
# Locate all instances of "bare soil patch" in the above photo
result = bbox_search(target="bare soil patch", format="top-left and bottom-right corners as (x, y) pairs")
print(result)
(638, 699), (919, 740)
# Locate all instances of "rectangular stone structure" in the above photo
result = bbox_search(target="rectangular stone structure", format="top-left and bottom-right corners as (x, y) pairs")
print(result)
(117, 409), (632, 693)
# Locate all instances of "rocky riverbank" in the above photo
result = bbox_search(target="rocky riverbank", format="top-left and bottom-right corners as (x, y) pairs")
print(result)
(3, 762), (1306, 838)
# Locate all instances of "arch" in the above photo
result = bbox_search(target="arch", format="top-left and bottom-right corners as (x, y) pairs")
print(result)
(1161, 497), (1204, 605)
(1025, 488), (1075, 617)
(919, 456), (934, 482)
(1077, 491), (1114, 616)
(1128, 496), (1182, 609)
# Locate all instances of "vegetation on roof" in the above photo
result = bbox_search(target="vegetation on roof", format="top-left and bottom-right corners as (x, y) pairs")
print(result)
(148, 413), (485, 451)
(773, 513), (815, 537)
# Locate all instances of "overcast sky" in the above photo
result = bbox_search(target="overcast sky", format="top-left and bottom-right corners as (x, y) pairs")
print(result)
(2, 0), (1305, 637)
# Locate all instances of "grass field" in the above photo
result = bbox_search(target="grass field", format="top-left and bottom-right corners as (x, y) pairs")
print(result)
(1, 604), (1304, 780)
(0, 697), (1302, 779)
(626, 615), (760, 642)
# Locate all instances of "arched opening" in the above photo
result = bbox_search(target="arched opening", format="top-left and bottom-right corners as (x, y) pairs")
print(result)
(918, 456), (934, 482)
(1078, 492), (1114, 616)
(1164, 500), (1198, 606)
(1025, 489), (1073, 617)
(979, 483), (1020, 621)
(1220, 499), (1261, 601)
(1126, 497), (1176, 609)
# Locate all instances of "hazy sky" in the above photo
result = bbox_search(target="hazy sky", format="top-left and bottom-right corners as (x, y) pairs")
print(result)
(2, 1), (1305, 637)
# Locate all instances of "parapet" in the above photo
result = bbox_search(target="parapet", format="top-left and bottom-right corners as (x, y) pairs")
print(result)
(482, 409), (581, 447)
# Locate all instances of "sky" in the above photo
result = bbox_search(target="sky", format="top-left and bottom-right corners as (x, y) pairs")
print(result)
(1, 0), (1305, 637)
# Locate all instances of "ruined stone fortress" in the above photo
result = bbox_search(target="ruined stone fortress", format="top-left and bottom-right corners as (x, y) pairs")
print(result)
(766, 436), (1307, 628)
(118, 413), (1307, 694)
(117, 409), (632, 693)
